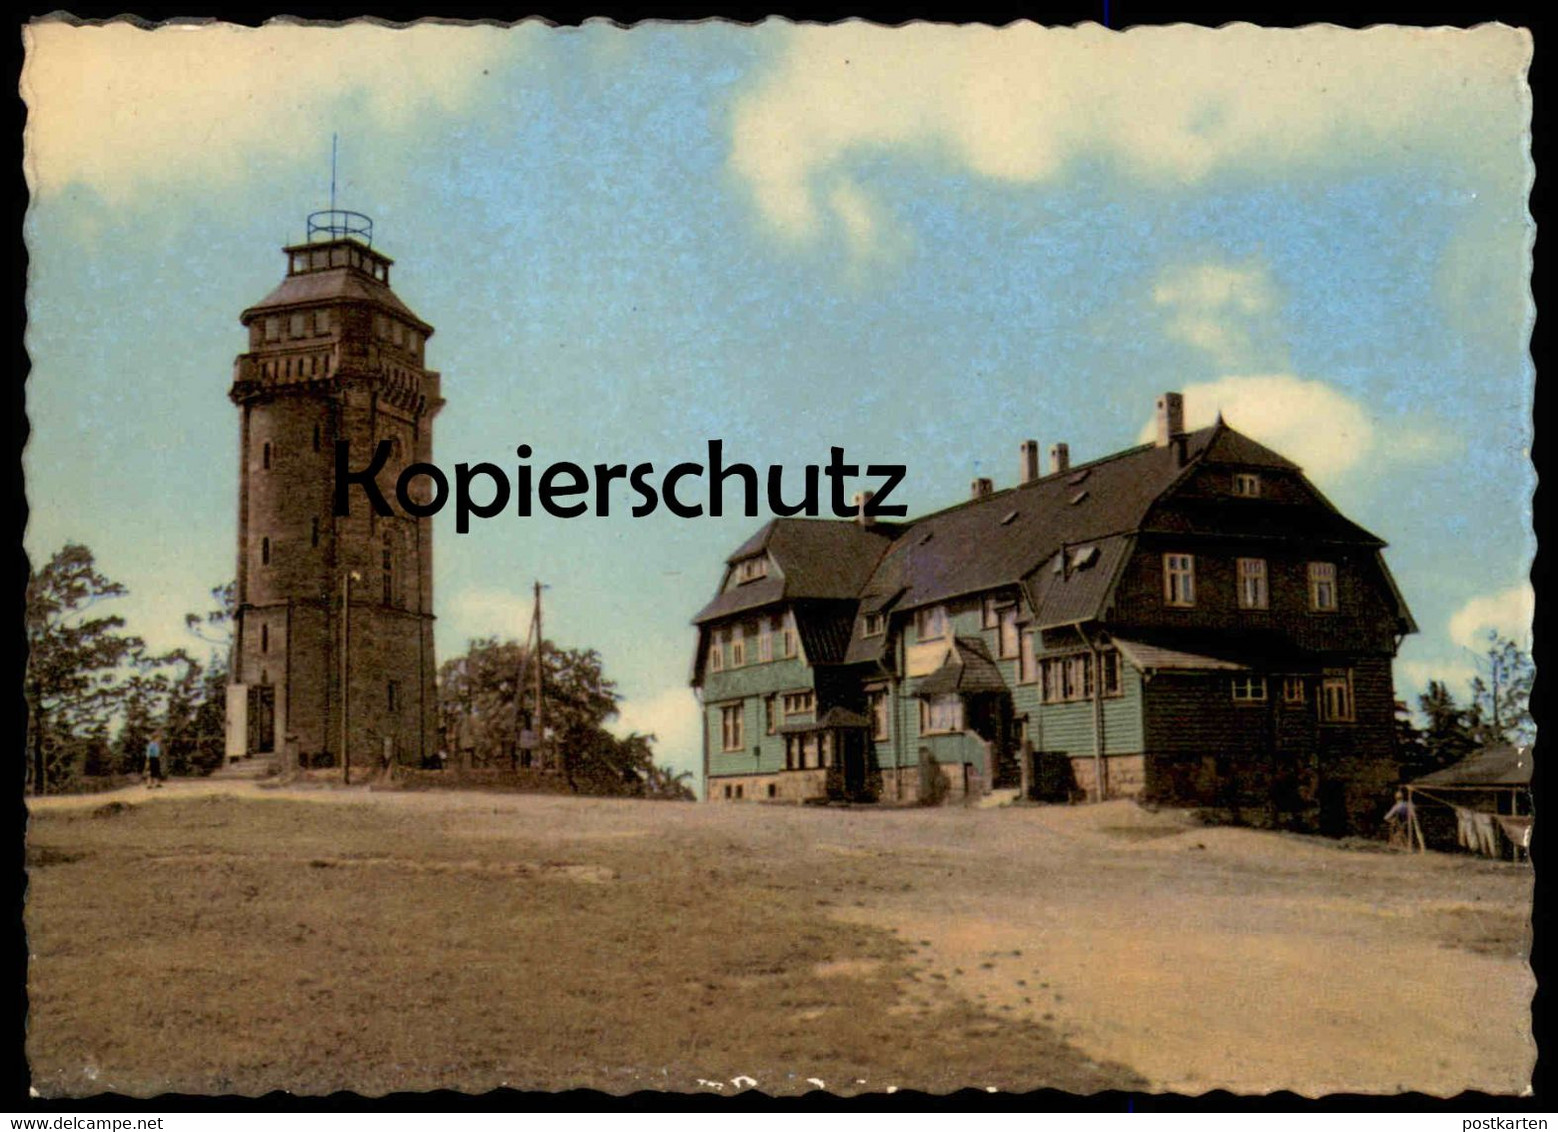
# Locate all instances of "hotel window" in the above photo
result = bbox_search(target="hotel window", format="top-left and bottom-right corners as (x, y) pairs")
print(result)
(381, 531), (396, 607)
(920, 694), (963, 734)
(1231, 675), (1268, 703)
(260, 624), (268, 653)
(781, 690), (815, 720)
(765, 695), (777, 735)
(916, 605), (949, 642)
(1232, 473), (1262, 497)
(1041, 658), (1063, 703)
(261, 537), (271, 566)
(289, 312), (306, 338)
(1237, 558), (1269, 610)
(737, 556), (769, 584)
(264, 316), (280, 342)
(708, 630), (725, 673)
(1101, 649), (1122, 697)
(982, 596), (1001, 629)
(758, 618), (774, 663)
(315, 309), (331, 336)
(868, 689), (890, 741)
(262, 442), (272, 470)
(862, 613), (886, 638)
(1309, 562), (1338, 612)
(1018, 631), (1036, 684)
(730, 630), (746, 668)
(997, 605), (1020, 659)
(1283, 676), (1306, 705)
(721, 704), (744, 752)
(1164, 554), (1196, 607)
(1068, 655), (1093, 700)
(1319, 670), (1355, 722)
(780, 612), (799, 659)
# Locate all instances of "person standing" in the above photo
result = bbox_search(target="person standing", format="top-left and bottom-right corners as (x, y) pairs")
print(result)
(145, 733), (164, 789)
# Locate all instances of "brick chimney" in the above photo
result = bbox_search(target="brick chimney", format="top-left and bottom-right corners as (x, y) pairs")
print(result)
(1155, 391), (1185, 447)
(1049, 442), (1070, 475)
(854, 490), (875, 528)
(1019, 439), (1040, 485)
(970, 477), (994, 501)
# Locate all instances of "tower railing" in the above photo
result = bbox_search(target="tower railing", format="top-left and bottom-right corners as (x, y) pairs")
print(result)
(307, 210), (373, 247)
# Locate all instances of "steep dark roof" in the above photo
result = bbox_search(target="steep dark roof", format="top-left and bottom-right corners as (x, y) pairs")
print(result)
(915, 637), (1008, 695)
(1023, 535), (1135, 630)
(694, 518), (895, 623)
(862, 427), (1216, 614)
(1410, 744), (1532, 788)
(242, 267), (433, 333)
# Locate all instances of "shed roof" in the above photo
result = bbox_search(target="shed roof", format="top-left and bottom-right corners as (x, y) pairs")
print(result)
(915, 637), (1009, 696)
(1410, 744), (1532, 788)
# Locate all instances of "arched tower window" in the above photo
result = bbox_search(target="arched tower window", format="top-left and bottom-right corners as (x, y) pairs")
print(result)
(262, 442), (271, 470)
(382, 530), (396, 607)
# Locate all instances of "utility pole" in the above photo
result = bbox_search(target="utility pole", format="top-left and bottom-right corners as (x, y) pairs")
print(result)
(341, 570), (359, 784)
(534, 580), (545, 772)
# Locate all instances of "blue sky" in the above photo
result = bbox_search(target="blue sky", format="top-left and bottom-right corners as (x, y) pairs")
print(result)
(23, 20), (1534, 780)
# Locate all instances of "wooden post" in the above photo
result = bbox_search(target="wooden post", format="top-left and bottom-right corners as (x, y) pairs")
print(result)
(341, 570), (352, 785)
(534, 579), (545, 772)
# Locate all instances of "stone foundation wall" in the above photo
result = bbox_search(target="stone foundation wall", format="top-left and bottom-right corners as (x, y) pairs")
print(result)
(1067, 753), (1146, 800)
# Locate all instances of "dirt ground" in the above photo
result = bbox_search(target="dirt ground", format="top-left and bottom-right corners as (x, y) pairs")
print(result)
(25, 778), (1534, 1098)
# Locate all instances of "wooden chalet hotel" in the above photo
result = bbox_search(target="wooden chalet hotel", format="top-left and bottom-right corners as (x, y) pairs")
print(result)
(691, 392), (1417, 835)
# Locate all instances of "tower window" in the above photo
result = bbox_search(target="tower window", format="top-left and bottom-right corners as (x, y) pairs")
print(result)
(289, 313), (306, 338)
(261, 624), (268, 653)
(387, 681), (398, 713)
(315, 309), (330, 335)
(311, 517), (320, 548)
(261, 537), (270, 566)
(264, 317), (279, 342)
(262, 442), (271, 470)
(313, 424), (321, 452)
(382, 531), (396, 607)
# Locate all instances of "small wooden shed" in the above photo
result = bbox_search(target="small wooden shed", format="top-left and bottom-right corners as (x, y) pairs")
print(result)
(1405, 744), (1532, 861)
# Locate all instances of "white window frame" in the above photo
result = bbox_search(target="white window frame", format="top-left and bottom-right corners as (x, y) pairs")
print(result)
(765, 694), (777, 735)
(737, 556), (769, 584)
(730, 631), (746, 668)
(920, 694), (963, 734)
(781, 690), (815, 720)
(997, 605), (1020, 659)
(720, 704), (744, 752)
(1018, 631), (1036, 684)
(757, 619), (773, 663)
(1308, 562), (1338, 612)
(1231, 675), (1268, 703)
(707, 630), (725, 673)
(1237, 558), (1269, 611)
(1232, 473), (1262, 497)
(916, 605), (949, 642)
(1100, 649), (1122, 697)
(982, 596), (1001, 629)
(780, 611), (799, 659)
(868, 689), (890, 742)
(1282, 676), (1306, 705)
(1319, 670), (1355, 723)
(862, 613), (886, 638)
(1164, 553), (1196, 608)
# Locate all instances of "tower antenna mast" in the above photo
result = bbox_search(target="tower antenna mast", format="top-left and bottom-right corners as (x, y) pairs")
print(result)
(330, 133), (338, 213)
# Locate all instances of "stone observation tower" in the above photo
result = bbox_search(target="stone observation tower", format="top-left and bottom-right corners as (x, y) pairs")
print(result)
(227, 209), (443, 772)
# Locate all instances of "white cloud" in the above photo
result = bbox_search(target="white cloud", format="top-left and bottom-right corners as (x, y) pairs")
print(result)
(1152, 261), (1277, 367)
(1449, 583), (1533, 650)
(612, 684), (701, 776)
(1134, 374), (1446, 483)
(1395, 658), (1479, 701)
(731, 22), (1530, 244)
(22, 20), (514, 200)
(443, 586), (534, 649)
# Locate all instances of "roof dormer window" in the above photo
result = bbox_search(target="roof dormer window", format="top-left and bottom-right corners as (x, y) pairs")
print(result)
(1232, 472), (1262, 497)
(737, 556), (769, 584)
